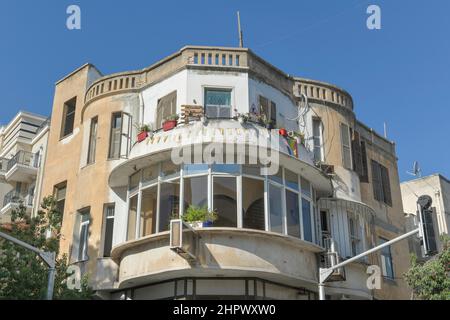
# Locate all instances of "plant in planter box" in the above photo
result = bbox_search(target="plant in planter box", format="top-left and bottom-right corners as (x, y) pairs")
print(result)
(163, 114), (179, 132)
(135, 123), (153, 142)
(182, 205), (218, 228)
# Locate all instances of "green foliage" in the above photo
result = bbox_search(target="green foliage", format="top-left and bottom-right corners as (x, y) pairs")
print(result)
(182, 205), (218, 223)
(164, 114), (179, 121)
(403, 236), (450, 300)
(0, 196), (93, 300)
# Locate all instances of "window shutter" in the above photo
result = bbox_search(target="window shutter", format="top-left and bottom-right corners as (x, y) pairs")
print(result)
(352, 130), (363, 175)
(259, 96), (269, 121)
(270, 101), (277, 126)
(360, 141), (369, 182)
(157, 91), (177, 128)
(371, 160), (383, 202)
(120, 113), (131, 158)
(380, 165), (392, 206)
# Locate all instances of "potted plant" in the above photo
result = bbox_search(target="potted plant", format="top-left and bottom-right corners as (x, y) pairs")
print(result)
(279, 128), (288, 137)
(136, 123), (152, 143)
(163, 114), (179, 132)
(182, 205), (218, 228)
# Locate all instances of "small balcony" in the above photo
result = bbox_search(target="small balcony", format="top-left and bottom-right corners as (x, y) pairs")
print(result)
(1, 190), (33, 216)
(5, 151), (40, 183)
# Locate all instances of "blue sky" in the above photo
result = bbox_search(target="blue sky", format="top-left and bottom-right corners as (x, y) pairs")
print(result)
(0, 0), (449, 181)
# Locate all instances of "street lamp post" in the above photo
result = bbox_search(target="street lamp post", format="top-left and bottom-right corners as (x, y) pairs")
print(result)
(0, 230), (56, 300)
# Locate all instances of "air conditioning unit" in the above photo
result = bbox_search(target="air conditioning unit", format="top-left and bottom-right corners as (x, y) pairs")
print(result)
(321, 237), (346, 281)
(170, 219), (198, 263)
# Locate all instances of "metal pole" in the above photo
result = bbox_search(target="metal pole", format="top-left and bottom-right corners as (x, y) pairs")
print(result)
(46, 252), (56, 300)
(0, 231), (56, 300)
(237, 11), (244, 48)
(318, 227), (420, 300)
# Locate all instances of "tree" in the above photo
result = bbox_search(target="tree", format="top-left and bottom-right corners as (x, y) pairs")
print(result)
(0, 196), (93, 299)
(403, 236), (450, 300)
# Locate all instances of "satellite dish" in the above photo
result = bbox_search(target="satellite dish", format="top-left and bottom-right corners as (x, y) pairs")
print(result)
(407, 161), (421, 177)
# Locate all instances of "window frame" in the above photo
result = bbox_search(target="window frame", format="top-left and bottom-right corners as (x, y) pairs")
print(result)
(101, 203), (115, 258)
(312, 117), (324, 163)
(87, 116), (98, 165)
(340, 122), (352, 169)
(108, 112), (123, 159)
(379, 237), (395, 280)
(77, 208), (90, 262)
(204, 87), (233, 119)
(60, 97), (77, 139)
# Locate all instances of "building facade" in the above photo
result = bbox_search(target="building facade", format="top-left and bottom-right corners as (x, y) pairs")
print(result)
(40, 46), (411, 300)
(0, 112), (49, 224)
(401, 174), (450, 254)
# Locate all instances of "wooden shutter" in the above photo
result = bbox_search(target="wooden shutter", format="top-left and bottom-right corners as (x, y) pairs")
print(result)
(120, 113), (131, 158)
(380, 165), (392, 206)
(371, 160), (383, 202)
(352, 130), (363, 176)
(259, 96), (269, 121)
(270, 101), (277, 126)
(360, 141), (369, 182)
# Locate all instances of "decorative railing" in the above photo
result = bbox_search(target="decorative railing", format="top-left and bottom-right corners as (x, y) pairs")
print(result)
(295, 80), (354, 110)
(85, 73), (141, 104)
(3, 190), (34, 208)
(6, 151), (39, 171)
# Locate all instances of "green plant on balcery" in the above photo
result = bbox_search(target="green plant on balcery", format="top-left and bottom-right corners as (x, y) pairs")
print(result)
(165, 114), (179, 122)
(182, 205), (218, 223)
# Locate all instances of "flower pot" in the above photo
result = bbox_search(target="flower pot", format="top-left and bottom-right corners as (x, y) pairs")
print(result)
(137, 131), (148, 143)
(163, 120), (178, 132)
(279, 128), (288, 137)
(188, 221), (203, 228)
(202, 220), (214, 227)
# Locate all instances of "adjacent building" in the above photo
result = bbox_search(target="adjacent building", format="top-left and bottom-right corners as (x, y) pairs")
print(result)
(0, 112), (49, 224)
(39, 46), (411, 300)
(401, 174), (450, 254)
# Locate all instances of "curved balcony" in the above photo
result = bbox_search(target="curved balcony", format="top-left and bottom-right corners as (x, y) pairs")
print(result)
(109, 119), (332, 194)
(111, 228), (322, 290)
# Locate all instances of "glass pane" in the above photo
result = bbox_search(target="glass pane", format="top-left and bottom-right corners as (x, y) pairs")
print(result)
(286, 190), (300, 238)
(285, 169), (299, 190)
(242, 178), (265, 230)
(213, 177), (237, 227)
(242, 165), (261, 177)
(268, 168), (283, 184)
(205, 89), (231, 106)
(161, 161), (180, 179)
(302, 198), (312, 242)
(78, 224), (88, 261)
(211, 164), (240, 174)
(301, 178), (311, 198)
(159, 181), (180, 232)
(127, 195), (138, 241)
(183, 164), (208, 176)
(103, 217), (114, 257)
(141, 186), (158, 237)
(142, 165), (159, 183)
(129, 171), (140, 190)
(269, 184), (283, 233)
(184, 176), (208, 210)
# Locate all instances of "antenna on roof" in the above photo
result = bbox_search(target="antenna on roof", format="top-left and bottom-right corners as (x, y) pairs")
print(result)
(407, 161), (422, 178)
(237, 11), (244, 48)
(383, 122), (387, 138)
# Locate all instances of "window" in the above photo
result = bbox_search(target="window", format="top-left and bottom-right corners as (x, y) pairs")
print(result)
(205, 88), (231, 118)
(379, 238), (394, 279)
(54, 182), (67, 216)
(286, 190), (300, 238)
(87, 117), (98, 164)
(371, 160), (392, 206)
(141, 186), (158, 236)
(259, 96), (277, 126)
(109, 113), (122, 159)
(213, 177), (237, 227)
(340, 123), (352, 169)
(320, 210), (330, 245)
(242, 178), (265, 230)
(159, 182), (180, 232)
(351, 129), (363, 176)
(61, 97), (76, 138)
(360, 140), (369, 182)
(184, 176), (208, 210)
(312, 118), (323, 163)
(103, 204), (115, 257)
(127, 195), (138, 241)
(269, 183), (283, 233)
(302, 198), (312, 242)
(156, 91), (177, 129)
(77, 209), (90, 262)
(348, 215), (361, 256)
